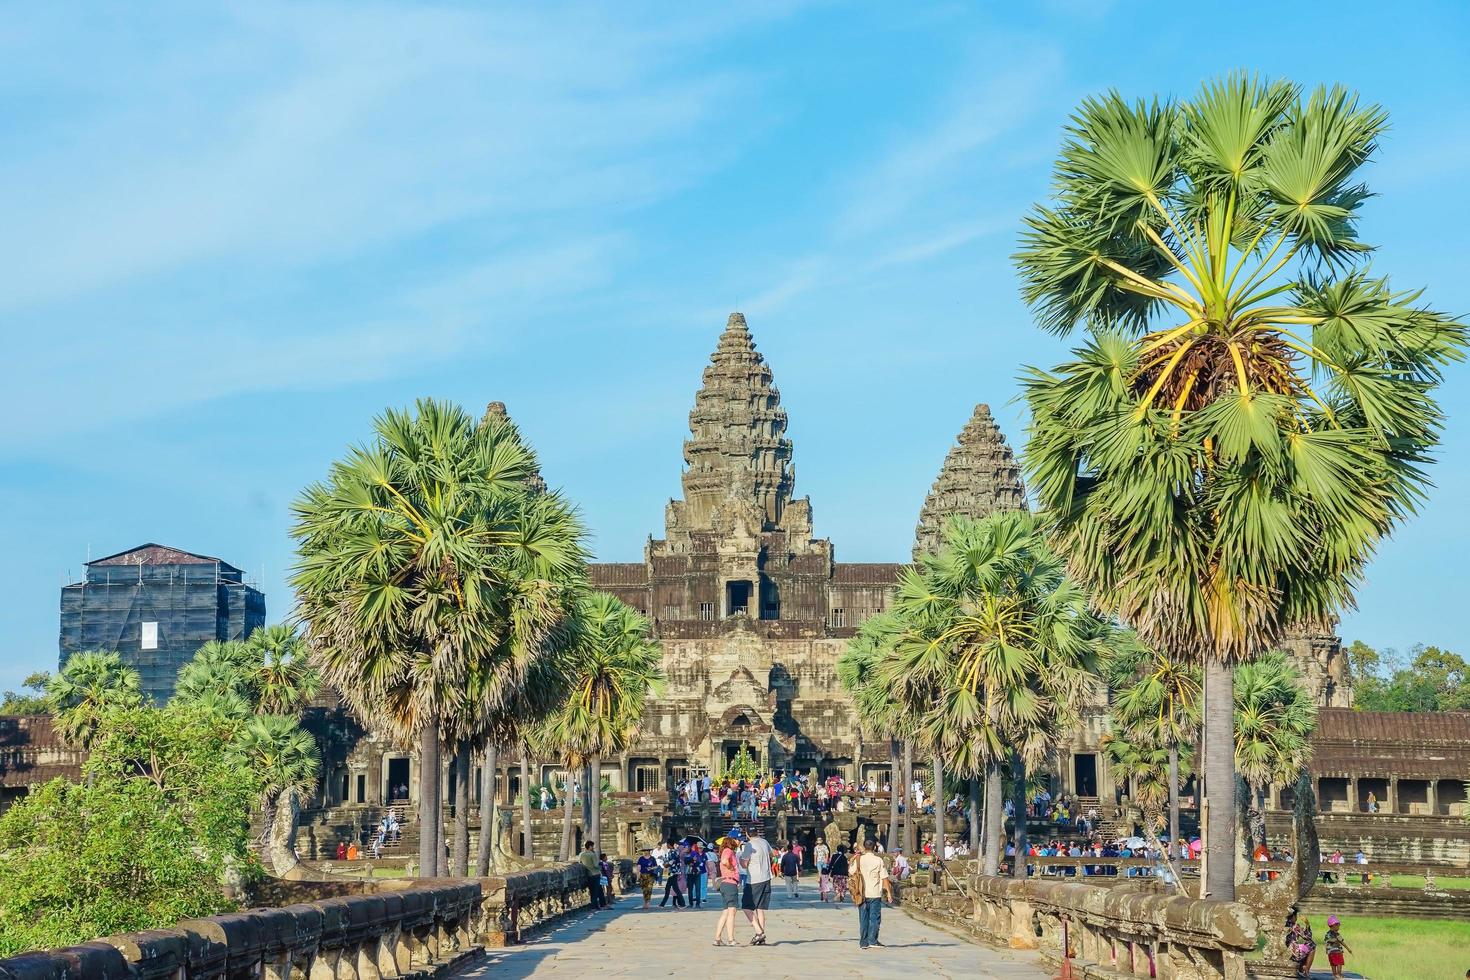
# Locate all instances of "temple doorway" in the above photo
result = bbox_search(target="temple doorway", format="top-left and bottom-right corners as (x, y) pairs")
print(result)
(725, 580), (753, 616)
(386, 758), (410, 803)
(1073, 753), (1098, 797)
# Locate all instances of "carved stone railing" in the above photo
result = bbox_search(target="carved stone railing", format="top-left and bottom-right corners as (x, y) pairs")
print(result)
(0, 880), (483, 980)
(477, 862), (610, 947)
(942, 875), (1259, 980)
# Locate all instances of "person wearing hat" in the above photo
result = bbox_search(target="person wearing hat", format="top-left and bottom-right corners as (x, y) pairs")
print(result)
(636, 847), (658, 909)
(1322, 915), (1352, 978)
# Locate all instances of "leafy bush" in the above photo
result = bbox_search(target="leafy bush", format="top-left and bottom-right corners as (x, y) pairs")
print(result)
(0, 704), (259, 954)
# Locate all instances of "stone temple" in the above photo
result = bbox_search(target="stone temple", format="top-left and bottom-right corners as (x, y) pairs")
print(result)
(586, 313), (1022, 791)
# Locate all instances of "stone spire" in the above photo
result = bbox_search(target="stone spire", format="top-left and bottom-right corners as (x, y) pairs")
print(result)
(676, 312), (796, 532)
(481, 401), (547, 494)
(913, 403), (1027, 559)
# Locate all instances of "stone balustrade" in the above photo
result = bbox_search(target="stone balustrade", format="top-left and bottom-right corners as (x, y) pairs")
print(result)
(477, 861), (628, 947)
(0, 860), (624, 980)
(0, 880), (482, 980)
(960, 875), (1258, 980)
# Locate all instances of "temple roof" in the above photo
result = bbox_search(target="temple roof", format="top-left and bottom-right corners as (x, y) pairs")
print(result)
(1310, 707), (1470, 780)
(675, 312), (797, 534)
(0, 716), (86, 789)
(87, 543), (239, 572)
(912, 404), (1027, 559)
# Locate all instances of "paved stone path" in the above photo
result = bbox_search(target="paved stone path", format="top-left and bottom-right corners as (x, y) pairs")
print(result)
(458, 883), (1048, 979)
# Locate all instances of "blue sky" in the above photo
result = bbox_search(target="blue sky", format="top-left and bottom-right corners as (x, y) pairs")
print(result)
(5, 1), (1470, 690)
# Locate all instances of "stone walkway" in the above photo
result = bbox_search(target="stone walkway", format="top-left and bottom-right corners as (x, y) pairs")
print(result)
(457, 882), (1048, 979)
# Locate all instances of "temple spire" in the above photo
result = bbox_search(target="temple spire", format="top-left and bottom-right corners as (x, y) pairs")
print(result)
(913, 403), (1026, 559)
(673, 312), (796, 533)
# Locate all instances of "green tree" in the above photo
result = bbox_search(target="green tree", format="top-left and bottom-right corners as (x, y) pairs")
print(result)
(838, 612), (915, 853)
(292, 399), (587, 876)
(1233, 652), (1317, 846)
(174, 640), (257, 706)
(1017, 75), (1465, 899)
(1109, 643), (1201, 849)
(0, 704), (257, 954)
(245, 625), (321, 716)
(45, 651), (145, 749)
(536, 593), (662, 858)
(0, 672), (51, 715)
(857, 512), (1114, 877)
(233, 714), (321, 875)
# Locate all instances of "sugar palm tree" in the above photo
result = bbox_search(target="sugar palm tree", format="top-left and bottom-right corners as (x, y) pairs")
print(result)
(861, 513), (1113, 877)
(537, 593), (663, 855)
(246, 625), (321, 716)
(292, 398), (583, 877)
(174, 640), (256, 706)
(837, 612), (914, 853)
(1017, 74), (1465, 899)
(234, 713), (321, 874)
(1110, 643), (1201, 849)
(1234, 652), (1316, 847)
(46, 650), (145, 749)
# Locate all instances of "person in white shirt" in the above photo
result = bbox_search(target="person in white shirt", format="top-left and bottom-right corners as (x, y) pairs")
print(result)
(852, 838), (893, 950)
(739, 827), (775, 944)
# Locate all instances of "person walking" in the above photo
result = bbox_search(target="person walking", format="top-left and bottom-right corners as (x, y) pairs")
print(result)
(852, 838), (894, 950)
(579, 841), (604, 911)
(688, 841), (707, 907)
(713, 836), (741, 947)
(829, 846), (850, 902)
(779, 843), (801, 898)
(637, 847), (658, 909)
(740, 825), (774, 945)
(660, 841), (687, 909)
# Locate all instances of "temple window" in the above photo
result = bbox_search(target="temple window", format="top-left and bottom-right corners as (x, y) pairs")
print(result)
(830, 608), (845, 627)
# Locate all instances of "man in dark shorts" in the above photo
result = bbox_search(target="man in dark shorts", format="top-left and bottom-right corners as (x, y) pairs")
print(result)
(740, 825), (774, 945)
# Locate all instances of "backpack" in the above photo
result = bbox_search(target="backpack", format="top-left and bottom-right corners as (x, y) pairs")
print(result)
(850, 854), (866, 904)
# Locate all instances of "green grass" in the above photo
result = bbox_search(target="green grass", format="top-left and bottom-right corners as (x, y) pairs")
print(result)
(1329, 915), (1470, 979)
(1386, 873), (1470, 890)
(370, 867), (408, 878)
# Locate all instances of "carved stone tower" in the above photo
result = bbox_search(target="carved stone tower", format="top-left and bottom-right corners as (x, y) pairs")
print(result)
(663, 312), (816, 552)
(913, 403), (1027, 559)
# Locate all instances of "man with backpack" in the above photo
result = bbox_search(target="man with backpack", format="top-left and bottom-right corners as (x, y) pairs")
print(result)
(851, 838), (893, 950)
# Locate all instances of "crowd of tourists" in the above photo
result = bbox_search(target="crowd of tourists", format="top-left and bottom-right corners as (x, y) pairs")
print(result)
(668, 771), (907, 817)
(577, 821), (906, 950)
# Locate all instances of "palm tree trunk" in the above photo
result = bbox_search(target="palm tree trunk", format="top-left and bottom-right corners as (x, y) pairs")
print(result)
(969, 776), (981, 854)
(886, 739), (900, 853)
(589, 754), (602, 850)
(476, 743), (497, 876)
(1203, 659), (1236, 901)
(983, 760), (1002, 875)
(1168, 743), (1181, 855)
(1010, 749), (1028, 880)
(521, 749), (535, 859)
(581, 763), (592, 833)
(560, 769), (574, 861)
(903, 740), (916, 855)
(933, 754), (945, 867)
(453, 744), (471, 876)
(418, 726), (440, 877)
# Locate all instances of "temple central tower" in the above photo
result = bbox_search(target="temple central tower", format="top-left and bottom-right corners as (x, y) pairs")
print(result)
(669, 312), (801, 537)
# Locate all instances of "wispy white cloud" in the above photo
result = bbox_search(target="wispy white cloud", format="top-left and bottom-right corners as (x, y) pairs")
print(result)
(0, 2), (803, 444)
